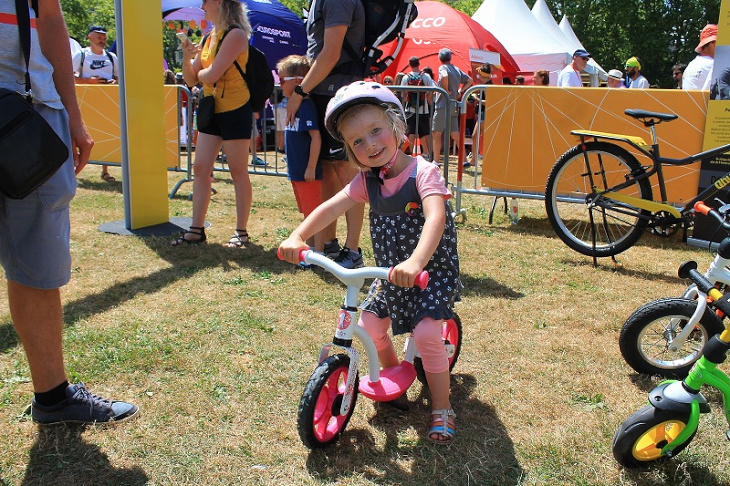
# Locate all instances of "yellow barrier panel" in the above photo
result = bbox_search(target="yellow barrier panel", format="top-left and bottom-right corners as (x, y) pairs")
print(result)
(480, 86), (708, 205)
(75, 85), (179, 169)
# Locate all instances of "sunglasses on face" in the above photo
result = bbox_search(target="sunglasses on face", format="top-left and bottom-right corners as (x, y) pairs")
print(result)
(673, 72), (682, 76)
(580, 56), (589, 61)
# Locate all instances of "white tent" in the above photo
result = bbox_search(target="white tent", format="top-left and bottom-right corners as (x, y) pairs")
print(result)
(557, 13), (607, 81)
(472, 0), (570, 74)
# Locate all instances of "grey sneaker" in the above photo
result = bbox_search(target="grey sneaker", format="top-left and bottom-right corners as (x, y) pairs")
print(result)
(31, 383), (139, 426)
(323, 238), (342, 259)
(334, 247), (364, 269)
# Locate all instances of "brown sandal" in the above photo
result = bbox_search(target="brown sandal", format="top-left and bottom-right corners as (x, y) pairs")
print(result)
(101, 172), (116, 182)
(171, 226), (206, 246)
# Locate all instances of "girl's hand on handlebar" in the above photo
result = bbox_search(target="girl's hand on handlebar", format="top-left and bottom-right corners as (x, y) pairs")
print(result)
(389, 259), (423, 288)
(278, 236), (308, 265)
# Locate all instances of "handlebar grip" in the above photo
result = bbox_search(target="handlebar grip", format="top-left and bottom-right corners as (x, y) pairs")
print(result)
(388, 268), (429, 289)
(694, 201), (712, 216)
(413, 271), (429, 290)
(678, 261), (715, 295)
(275, 248), (309, 264)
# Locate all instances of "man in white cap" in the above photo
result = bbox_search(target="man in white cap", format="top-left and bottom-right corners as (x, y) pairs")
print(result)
(72, 25), (118, 182)
(683, 24), (717, 91)
(558, 49), (590, 87)
(606, 69), (625, 88)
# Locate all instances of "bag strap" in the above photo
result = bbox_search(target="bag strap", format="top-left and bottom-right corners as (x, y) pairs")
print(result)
(14, 0), (33, 95)
(207, 25), (246, 89)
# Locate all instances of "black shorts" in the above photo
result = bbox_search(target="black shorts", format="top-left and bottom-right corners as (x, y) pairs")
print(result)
(198, 102), (253, 141)
(406, 111), (431, 137)
(312, 93), (346, 161)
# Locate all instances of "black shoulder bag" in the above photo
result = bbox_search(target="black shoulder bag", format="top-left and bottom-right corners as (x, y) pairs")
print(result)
(0, 0), (69, 199)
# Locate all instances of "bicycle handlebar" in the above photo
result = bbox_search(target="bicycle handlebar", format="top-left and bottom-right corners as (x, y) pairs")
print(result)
(678, 260), (730, 316)
(694, 201), (730, 231)
(277, 248), (429, 290)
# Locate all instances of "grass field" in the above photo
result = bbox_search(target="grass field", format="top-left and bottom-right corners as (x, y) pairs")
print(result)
(1, 164), (729, 485)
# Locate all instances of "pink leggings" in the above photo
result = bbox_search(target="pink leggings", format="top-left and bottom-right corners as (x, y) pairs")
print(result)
(359, 311), (449, 374)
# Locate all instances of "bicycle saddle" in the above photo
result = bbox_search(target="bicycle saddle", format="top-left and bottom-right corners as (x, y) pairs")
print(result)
(625, 109), (678, 126)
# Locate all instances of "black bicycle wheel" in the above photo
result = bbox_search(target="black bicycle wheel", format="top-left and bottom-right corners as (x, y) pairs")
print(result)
(612, 405), (695, 467)
(414, 314), (463, 385)
(545, 141), (652, 257)
(619, 297), (724, 378)
(297, 354), (358, 449)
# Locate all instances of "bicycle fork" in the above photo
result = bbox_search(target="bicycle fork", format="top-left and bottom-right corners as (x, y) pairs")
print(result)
(317, 307), (382, 417)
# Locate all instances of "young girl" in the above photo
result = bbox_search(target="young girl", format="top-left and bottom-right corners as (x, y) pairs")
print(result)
(279, 81), (462, 444)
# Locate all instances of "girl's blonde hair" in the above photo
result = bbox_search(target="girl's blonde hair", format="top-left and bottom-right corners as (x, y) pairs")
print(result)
(337, 104), (407, 171)
(218, 0), (252, 38)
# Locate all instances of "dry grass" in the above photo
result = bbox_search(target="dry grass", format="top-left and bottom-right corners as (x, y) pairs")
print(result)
(1, 163), (729, 485)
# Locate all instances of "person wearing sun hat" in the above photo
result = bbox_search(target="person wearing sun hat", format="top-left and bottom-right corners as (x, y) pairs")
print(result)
(683, 24), (717, 91)
(558, 49), (590, 87)
(624, 56), (650, 89)
(606, 69), (625, 88)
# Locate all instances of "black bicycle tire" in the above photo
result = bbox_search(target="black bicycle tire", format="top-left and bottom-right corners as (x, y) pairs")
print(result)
(619, 297), (724, 378)
(545, 141), (653, 257)
(297, 354), (358, 449)
(612, 404), (695, 467)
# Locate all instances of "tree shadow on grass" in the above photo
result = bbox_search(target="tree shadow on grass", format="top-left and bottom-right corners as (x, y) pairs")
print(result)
(304, 374), (523, 485)
(20, 426), (148, 486)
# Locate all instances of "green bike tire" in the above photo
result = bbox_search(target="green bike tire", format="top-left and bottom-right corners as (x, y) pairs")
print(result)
(545, 141), (652, 258)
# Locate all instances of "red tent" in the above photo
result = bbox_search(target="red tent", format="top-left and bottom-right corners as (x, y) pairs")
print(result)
(380, 1), (519, 81)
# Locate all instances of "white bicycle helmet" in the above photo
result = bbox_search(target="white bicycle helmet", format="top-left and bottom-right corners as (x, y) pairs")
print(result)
(324, 81), (406, 140)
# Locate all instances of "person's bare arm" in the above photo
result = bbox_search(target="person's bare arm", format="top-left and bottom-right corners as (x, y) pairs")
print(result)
(197, 28), (248, 85)
(35, 0), (93, 174)
(286, 24), (348, 125)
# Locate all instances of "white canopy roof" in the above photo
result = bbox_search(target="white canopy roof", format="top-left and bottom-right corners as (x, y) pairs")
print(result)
(472, 0), (570, 73)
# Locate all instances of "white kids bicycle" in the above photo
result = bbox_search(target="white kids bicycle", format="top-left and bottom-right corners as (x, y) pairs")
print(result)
(279, 250), (462, 448)
(618, 201), (730, 378)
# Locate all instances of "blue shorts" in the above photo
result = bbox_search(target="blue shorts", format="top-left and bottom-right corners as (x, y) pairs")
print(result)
(0, 104), (76, 289)
(198, 102), (253, 140)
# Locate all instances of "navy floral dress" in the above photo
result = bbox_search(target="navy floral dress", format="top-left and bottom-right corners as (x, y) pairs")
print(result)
(360, 163), (462, 335)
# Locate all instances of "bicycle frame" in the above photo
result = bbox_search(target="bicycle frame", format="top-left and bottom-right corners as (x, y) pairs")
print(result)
(574, 126), (730, 221)
(301, 251), (424, 417)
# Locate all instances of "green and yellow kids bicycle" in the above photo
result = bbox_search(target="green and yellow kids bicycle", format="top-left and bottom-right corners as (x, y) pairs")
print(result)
(613, 202), (730, 467)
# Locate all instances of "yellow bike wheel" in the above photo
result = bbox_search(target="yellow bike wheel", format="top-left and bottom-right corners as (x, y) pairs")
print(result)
(613, 405), (695, 467)
(632, 418), (687, 461)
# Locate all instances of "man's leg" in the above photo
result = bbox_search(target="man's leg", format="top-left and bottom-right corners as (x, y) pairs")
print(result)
(7, 281), (66, 393)
(320, 160), (340, 244)
(432, 131), (443, 165)
(333, 161), (364, 252)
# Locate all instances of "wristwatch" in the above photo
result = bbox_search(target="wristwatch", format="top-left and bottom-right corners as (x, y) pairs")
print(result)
(294, 84), (309, 98)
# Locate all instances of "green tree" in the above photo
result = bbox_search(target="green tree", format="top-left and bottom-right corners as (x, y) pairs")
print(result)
(61, 0), (116, 46)
(430, 0), (721, 88)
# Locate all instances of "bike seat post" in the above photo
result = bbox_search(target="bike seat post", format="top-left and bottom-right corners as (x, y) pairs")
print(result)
(649, 124), (660, 153)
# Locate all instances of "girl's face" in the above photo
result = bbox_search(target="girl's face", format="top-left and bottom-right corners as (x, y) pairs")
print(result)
(338, 105), (397, 169)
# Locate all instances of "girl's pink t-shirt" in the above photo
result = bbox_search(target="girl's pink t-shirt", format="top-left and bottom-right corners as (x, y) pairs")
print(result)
(344, 156), (451, 202)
